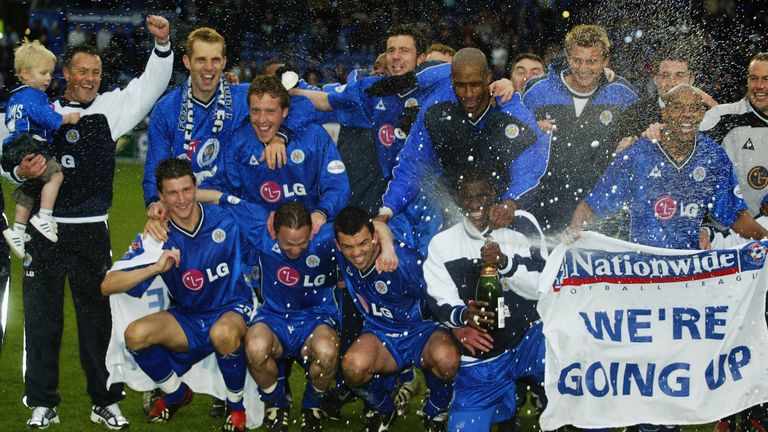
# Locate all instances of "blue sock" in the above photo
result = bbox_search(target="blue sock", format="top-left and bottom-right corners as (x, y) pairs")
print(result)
(399, 367), (415, 384)
(164, 382), (190, 405)
(216, 345), (246, 412)
(353, 375), (396, 414)
(258, 361), (288, 409)
(423, 371), (453, 419)
(129, 345), (174, 384)
(302, 380), (325, 409)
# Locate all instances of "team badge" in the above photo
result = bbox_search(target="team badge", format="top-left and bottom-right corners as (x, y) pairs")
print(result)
(746, 242), (767, 264)
(375, 280), (388, 294)
(277, 266), (300, 286)
(306, 255), (320, 268)
(692, 166), (706, 182)
(182, 269), (205, 291)
(504, 124), (520, 139)
(653, 195), (677, 221)
(375, 99), (386, 111)
(291, 149), (305, 164)
(196, 138), (220, 167)
(212, 228), (226, 243)
(327, 160), (346, 174)
(404, 98), (418, 108)
(748, 166), (768, 190)
(599, 110), (613, 126)
(65, 129), (80, 143)
(23, 252), (32, 268)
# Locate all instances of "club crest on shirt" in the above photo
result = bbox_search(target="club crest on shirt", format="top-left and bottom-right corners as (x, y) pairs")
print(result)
(291, 149), (305, 164)
(306, 255), (320, 268)
(692, 166), (706, 182)
(404, 97), (418, 108)
(197, 138), (220, 168)
(599, 110), (613, 126)
(65, 129), (80, 143)
(212, 228), (226, 243)
(375, 280), (388, 294)
(505, 123), (520, 139)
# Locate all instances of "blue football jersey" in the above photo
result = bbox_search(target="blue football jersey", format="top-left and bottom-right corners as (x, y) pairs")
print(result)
(112, 203), (260, 314)
(3, 85), (62, 144)
(337, 244), (431, 333)
(206, 123), (350, 218)
(256, 224), (338, 319)
(586, 134), (747, 249)
(327, 63), (452, 176)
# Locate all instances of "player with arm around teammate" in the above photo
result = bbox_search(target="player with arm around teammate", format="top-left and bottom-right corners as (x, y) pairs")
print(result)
(101, 158), (260, 432)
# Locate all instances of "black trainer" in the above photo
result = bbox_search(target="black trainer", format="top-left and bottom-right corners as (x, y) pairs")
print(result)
(210, 397), (229, 418)
(301, 408), (324, 432)
(320, 386), (357, 420)
(364, 407), (397, 432)
(264, 407), (289, 432)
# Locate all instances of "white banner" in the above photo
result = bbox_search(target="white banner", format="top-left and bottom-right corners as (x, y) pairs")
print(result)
(105, 276), (264, 429)
(537, 232), (768, 430)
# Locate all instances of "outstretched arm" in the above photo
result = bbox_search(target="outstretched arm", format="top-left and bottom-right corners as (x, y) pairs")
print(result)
(101, 249), (179, 295)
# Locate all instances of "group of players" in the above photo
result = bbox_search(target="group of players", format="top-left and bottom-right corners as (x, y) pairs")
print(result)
(3, 9), (768, 432)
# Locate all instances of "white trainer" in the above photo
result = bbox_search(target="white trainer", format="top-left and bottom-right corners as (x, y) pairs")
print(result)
(27, 406), (60, 429)
(90, 403), (129, 430)
(2, 228), (28, 258)
(30, 214), (58, 242)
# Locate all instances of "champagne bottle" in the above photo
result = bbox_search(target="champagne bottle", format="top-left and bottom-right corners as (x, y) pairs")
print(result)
(475, 241), (505, 331)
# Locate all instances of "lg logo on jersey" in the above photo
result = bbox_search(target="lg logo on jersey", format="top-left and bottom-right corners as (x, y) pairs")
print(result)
(182, 263), (230, 291)
(259, 181), (307, 203)
(653, 196), (699, 221)
(61, 155), (76, 168)
(276, 265), (326, 287)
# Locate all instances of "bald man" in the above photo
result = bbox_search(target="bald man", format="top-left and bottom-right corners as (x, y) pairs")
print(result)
(377, 47), (542, 234)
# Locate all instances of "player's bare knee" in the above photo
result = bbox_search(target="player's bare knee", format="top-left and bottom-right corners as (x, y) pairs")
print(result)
(210, 322), (241, 355)
(341, 352), (369, 385)
(124, 321), (150, 351)
(312, 338), (339, 366)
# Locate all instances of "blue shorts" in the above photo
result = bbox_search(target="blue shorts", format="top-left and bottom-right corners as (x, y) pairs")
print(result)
(448, 322), (545, 432)
(250, 309), (337, 365)
(362, 320), (443, 370)
(165, 302), (253, 374)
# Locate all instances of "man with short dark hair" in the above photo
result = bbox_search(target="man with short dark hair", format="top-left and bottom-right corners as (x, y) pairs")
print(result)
(334, 205), (460, 432)
(509, 53), (544, 94)
(102, 158), (258, 432)
(17, 15), (173, 430)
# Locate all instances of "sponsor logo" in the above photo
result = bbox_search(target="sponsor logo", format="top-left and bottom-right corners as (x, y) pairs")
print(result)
(182, 269), (206, 291)
(306, 255), (320, 268)
(65, 129), (80, 143)
(378, 124), (395, 147)
(692, 166), (706, 182)
(212, 228), (226, 243)
(649, 165), (662, 178)
(277, 265), (300, 286)
(394, 128), (407, 139)
(653, 196), (677, 221)
(748, 166), (768, 190)
(327, 160), (346, 174)
(375, 280), (388, 294)
(599, 110), (613, 125)
(186, 139), (200, 160)
(290, 149), (305, 164)
(505, 123), (520, 139)
(260, 181), (282, 203)
(746, 242), (767, 264)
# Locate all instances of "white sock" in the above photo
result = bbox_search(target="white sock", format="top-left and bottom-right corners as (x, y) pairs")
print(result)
(39, 209), (53, 218)
(13, 223), (26, 233)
